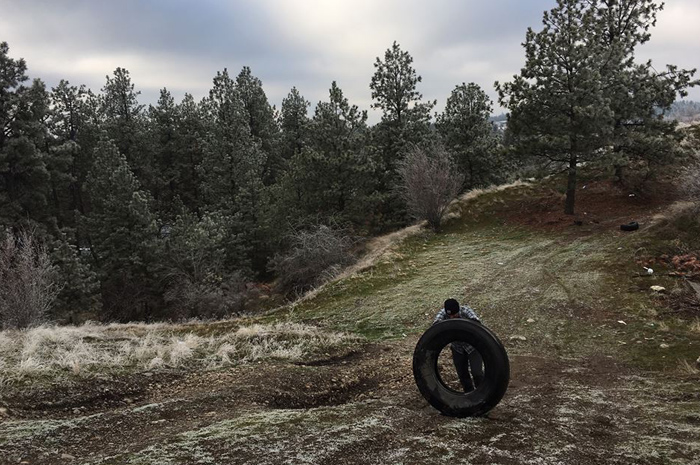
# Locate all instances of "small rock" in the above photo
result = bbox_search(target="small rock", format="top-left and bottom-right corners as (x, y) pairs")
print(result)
(61, 454), (76, 460)
(650, 285), (666, 293)
(509, 335), (527, 342)
(617, 320), (627, 325)
(696, 356), (700, 367)
(0, 407), (8, 417)
(72, 408), (81, 414)
(660, 343), (670, 349)
(526, 318), (536, 324)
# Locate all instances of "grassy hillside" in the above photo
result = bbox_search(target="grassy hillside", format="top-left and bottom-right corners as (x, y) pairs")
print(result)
(1, 179), (700, 464)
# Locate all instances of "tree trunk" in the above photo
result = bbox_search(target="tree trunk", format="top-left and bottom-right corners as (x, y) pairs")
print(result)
(565, 153), (577, 215)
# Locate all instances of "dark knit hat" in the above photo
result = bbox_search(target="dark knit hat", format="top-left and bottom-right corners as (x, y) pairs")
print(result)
(444, 298), (460, 315)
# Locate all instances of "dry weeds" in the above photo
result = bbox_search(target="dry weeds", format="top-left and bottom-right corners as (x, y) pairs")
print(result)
(0, 321), (355, 384)
(690, 319), (700, 334)
(678, 359), (700, 375)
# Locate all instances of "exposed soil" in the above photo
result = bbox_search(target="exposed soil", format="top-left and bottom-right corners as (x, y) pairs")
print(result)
(1, 336), (699, 465)
(502, 180), (674, 234)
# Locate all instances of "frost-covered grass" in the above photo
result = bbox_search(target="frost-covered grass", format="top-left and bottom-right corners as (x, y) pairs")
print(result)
(690, 319), (700, 335)
(0, 321), (355, 385)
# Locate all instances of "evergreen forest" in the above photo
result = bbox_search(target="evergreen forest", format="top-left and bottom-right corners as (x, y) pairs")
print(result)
(0, 0), (697, 327)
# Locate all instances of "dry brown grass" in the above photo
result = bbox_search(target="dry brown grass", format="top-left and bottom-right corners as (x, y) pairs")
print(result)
(651, 201), (697, 224)
(0, 321), (356, 384)
(679, 359), (700, 375)
(657, 321), (670, 332)
(690, 319), (700, 335)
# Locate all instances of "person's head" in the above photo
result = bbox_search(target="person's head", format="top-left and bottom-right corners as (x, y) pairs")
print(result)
(444, 298), (460, 318)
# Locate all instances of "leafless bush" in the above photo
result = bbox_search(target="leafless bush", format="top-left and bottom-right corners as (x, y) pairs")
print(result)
(163, 270), (249, 320)
(681, 160), (700, 212)
(271, 225), (356, 295)
(397, 144), (464, 231)
(0, 231), (60, 329)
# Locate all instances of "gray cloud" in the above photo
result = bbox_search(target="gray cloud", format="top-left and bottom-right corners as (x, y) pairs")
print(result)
(1, 0), (698, 123)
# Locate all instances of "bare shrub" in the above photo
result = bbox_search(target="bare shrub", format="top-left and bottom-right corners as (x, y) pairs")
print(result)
(0, 231), (60, 329)
(164, 271), (249, 320)
(271, 225), (356, 295)
(397, 144), (464, 231)
(161, 213), (252, 320)
(681, 160), (700, 212)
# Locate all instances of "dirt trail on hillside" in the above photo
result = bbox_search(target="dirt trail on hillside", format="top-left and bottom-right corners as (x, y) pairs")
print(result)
(1, 337), (699, 465)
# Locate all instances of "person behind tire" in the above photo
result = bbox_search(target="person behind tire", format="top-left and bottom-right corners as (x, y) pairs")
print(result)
(433, 298), (484, 392)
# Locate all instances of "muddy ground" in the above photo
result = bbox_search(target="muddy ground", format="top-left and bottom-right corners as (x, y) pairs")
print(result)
(1, 337), (699, 465)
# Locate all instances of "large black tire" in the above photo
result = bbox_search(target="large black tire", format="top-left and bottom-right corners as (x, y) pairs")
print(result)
(413, 319), (510, 417)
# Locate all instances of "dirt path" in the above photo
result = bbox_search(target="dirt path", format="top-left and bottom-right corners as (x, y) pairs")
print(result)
(2, 337), (699, 465)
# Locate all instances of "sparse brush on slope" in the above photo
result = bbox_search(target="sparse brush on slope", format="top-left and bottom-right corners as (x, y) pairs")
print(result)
(270, 224), (356, 295)
(0, 231), (61, 330)
(681, 161), (700, 212)
(397, 144), (463, 231)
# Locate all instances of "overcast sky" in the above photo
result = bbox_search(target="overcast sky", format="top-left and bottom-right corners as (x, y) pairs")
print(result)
(2, 0), (699, 123)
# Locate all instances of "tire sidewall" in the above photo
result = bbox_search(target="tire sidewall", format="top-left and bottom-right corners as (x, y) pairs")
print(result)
(413, 319), (510, 417)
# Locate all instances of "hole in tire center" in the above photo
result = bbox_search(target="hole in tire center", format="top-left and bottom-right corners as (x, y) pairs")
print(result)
(436, 343), (486, 394)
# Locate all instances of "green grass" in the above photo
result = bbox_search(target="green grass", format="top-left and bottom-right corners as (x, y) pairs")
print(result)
(270, 184), (700, 372)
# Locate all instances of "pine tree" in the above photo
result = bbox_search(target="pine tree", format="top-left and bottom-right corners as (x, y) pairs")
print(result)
(174, 93), (206, 215)
(146, 88), (181, 216)
(370, 41), (435, 170)
(496, 0), (697, 214)
(85, 137), (158, 319)
(198, 69), (268, 275)
(279, 87), (310, 161)
(0, 42), (52, 233)
(369, 42), (436, 228)
(436, 83), (503, 188)
(235, 67), (281, 184)
(100, 68), (153, 189)
(277, 82), (372, 226)
(48, 229), (101, 321)
(47, 80), (100, 231)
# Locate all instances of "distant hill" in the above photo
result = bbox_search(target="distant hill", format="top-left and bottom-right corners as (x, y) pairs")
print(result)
(666, 100), (700, 122)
